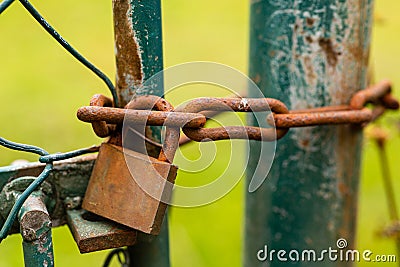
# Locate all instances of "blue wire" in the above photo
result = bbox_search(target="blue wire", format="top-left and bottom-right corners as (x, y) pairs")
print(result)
(0, 137), (48, 156)
(18, 0), (119, 107)
(0, 0), (14, 14)
(39, 145), (99, 163)
(1, 0), (119, 106)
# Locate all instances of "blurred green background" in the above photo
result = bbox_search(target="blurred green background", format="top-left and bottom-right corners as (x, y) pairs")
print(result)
(0, 0), (399, 266)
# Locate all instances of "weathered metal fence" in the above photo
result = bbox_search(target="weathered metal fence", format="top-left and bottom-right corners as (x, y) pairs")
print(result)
(0, 0), (398, 267)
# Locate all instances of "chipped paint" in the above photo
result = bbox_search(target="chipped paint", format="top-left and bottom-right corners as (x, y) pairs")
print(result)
(246, 1), (373, 266)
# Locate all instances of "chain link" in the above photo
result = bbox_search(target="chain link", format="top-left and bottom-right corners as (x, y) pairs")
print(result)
(78, 80), (399, 142)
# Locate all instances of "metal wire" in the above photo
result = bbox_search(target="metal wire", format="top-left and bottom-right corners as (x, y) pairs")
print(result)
(0, 0), (14, 13)
(0, 137), (48, 156)
(39, 145), (99, 163)
(0, 0), (119, 107)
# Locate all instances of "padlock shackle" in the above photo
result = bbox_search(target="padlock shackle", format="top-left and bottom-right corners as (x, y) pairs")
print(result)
(125, 96), (180, 164)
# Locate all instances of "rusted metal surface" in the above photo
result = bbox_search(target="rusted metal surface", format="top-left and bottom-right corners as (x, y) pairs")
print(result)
(271, 79), (398, 129)
(82, 143), (177, 235)
(176, 97), (290, 141)
(89, 94), (115, 137)
(176, 97), (289, 113)
(79, 84), (399, 144)
(350, 80), (395, 109)
(66, 209), (136, 253)
(124, 95), (180, 163)
(77, 106), (206, 128)
(113, 0), (164, 107)
(272, 79), (398, 129)
(182, 126), (288, 142)
(270, 108), (373, 128)
(291, 105), (351, 114)
(178, 103), (250, 146)
(125, 95), (174, 111)
(18, 192), (54, 267)
(113, 0), (144, 107)
(78, 93), (205, 134)
(83, 95), (179, 235)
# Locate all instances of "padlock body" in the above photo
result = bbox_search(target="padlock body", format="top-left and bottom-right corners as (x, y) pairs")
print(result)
(82, 143), (177, 235)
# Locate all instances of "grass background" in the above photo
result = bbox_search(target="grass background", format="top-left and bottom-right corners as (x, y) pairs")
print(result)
(0, 0), (399, 266)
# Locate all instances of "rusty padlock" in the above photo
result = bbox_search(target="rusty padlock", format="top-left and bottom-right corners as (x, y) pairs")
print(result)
(82, 96), (179, 235)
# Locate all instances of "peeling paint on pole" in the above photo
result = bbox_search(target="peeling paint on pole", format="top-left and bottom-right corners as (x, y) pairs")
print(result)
(245, 1), (373, 266)
(113, 0), (144, 106)
(113, 0), (163, 107)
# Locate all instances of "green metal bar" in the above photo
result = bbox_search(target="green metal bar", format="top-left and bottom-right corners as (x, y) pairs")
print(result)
(113, 0), (169, 266)
(245, 1), (373, 266)
(19, 192), (54, 267)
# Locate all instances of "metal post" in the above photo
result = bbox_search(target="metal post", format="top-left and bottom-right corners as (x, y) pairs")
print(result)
(245, 1), (373, 266)
(113, 0), (169, 266)
(19, 192), (54, 267)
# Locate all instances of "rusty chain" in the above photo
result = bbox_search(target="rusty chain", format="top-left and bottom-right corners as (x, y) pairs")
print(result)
(77, 80), (399, 143)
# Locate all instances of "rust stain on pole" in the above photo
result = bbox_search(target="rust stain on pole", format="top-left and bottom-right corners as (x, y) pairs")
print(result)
(113, 0), (144, 107)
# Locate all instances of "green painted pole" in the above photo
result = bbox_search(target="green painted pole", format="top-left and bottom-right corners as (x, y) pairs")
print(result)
(19, 192), (54, 267)
(113, 0), (169, 266)
(245, 1), (373, 266)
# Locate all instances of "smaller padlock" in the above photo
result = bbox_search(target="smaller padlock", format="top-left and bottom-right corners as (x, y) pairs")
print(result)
(82, 97), (179, 235)
(66, 209), (137, 253)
